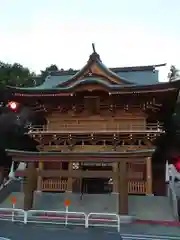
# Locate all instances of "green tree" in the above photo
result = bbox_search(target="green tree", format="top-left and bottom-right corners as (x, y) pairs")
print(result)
(0, 61), (36, 87)
(168, 65), (180, 82)
(40, 64), (59, 77)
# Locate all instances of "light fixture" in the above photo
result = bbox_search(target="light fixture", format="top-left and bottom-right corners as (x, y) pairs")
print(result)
(7, 101), (18, 111)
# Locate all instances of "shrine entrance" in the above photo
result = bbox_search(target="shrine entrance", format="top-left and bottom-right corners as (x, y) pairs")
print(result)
(7, 149), (154, 215)
(81, 163), (112, 193)
(82, 178), (110, 193)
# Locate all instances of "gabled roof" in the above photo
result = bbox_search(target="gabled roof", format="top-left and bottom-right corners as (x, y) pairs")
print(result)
(57, 50), (131, 87)
(51, 64), (166, 76)
(6, 44), (170, 95)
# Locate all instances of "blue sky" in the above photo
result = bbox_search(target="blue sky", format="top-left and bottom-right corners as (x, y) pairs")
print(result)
(0, 0), (180, 81)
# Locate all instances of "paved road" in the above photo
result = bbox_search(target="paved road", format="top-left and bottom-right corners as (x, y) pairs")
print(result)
(121, 234), (180, 239)
(0, 222), (179, 240)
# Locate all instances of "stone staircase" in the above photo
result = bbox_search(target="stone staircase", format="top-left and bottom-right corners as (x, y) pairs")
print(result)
(0, 180), (177, 222)
(0, 179), (20, 204)
(129, 195), (175, 221)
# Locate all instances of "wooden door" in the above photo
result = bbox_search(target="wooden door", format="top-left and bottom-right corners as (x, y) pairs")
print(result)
(152, 163), (166, 196)
(72, 178), (81, 193)
(84, 96), (99, 114)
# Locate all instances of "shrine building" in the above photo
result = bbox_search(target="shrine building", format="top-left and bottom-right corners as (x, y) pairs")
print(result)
(5, 44), (180, 214)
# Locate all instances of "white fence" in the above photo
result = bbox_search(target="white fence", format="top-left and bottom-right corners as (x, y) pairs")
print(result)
(0, 208), (25, 223)
(0, 238), (12, 240)
(0, 208), (120, 232)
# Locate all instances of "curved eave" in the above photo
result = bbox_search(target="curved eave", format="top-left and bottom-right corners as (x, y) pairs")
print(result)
(99, 61), (132, 84)
(112, 80), (180, 93)
(6, 80), (180, 97)
(6, 148), (154, 158)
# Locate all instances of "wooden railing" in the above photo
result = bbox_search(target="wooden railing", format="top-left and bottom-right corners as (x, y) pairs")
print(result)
(128, 181), (146, 194)
(42, 179), (67, 191)
(40, 160), (148, 194)
(41, 179), (147, 194)
(29, 122), (163, 133)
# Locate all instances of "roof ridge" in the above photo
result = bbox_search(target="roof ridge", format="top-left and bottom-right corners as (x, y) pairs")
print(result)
(50, 64), (166, 76)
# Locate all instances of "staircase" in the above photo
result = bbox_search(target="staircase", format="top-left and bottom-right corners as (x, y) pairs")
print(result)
(129, 195), (175, 221)
(0, 179), (20, 204)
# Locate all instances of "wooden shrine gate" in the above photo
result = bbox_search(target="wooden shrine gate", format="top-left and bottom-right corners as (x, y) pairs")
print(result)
(40, 159), (150, 195)
(6, 149), (153, 215)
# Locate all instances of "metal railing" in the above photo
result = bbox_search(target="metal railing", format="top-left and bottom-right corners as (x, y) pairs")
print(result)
(86, 212), (120, 231)
(0, 238), (12, 240)
(0, 208), (25, 223)
(29, 122), (163, 134)
(26, 209), (86, 227)
(168, 164), (179, 220)
(0, 208), (120, 232)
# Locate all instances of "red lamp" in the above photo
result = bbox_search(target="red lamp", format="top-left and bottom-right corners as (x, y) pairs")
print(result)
(7, 101), (18, 111)
(174, 157), (180, 172)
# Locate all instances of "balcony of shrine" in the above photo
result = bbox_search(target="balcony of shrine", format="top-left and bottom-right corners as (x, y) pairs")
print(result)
(29, 121), (163, 134)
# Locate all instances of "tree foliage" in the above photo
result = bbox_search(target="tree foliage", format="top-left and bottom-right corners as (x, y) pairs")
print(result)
(152, 102), (180, 163)
(0, 61), (36, 87)
(40, 64), (59, 78)
(0, 62), (60, 87)
(0, 105), (44, 184)
(0, 60), (75, 87)
(168, 65), (180, 82)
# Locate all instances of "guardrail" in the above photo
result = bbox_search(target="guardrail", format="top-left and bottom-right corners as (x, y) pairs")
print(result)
(26, 209), (86, 227)
(0, 208), (120, 232)
(0, 208), (25, 223)
(0, 238), (12, 240)
(86, 212), (120, 232)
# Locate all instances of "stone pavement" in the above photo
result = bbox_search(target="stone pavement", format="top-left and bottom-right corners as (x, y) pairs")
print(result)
(0, 191), (175, 221)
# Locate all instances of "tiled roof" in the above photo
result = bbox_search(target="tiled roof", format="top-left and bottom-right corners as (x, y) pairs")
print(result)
(6, 46), (166, 91)
(116, 70), (159, 85)
(28, 69), (159, 90)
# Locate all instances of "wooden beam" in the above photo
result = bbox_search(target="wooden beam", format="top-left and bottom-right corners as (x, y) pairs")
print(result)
(39, 170), (115, 178)
(12, 157), (114, 162)
(23, 163), (36, 211)
(16, 169), (116, 178)
(118, 160), (128, 215)
(10, 154), (153, 163)
(6, 150), (154, 160)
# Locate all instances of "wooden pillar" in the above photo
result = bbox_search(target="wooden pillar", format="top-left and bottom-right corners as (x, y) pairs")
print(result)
(23, 162), (37, 211)
(146, 157), (152, 195)
(37, 162), (43, 192)
(67, 162), (73, 192)
(118, 160), (128, 215)
(112, 162), (118, 193)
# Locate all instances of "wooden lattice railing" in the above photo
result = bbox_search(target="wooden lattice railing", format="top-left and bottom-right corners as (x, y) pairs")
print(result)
(30, 122), (163, 133)
(42, 179), (67, 191)
(128, 181), (146, 194)
(127, 161), (147, 194)
(41, 179), (147, 194)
